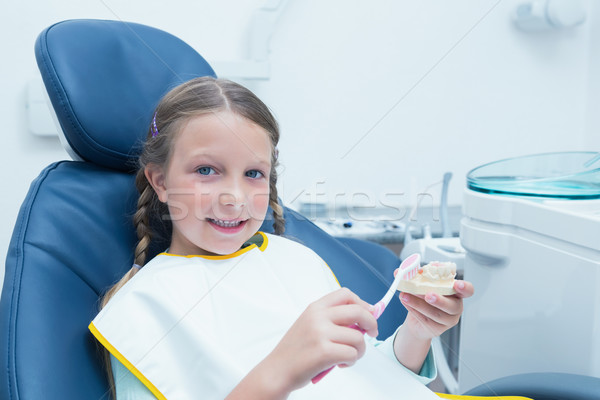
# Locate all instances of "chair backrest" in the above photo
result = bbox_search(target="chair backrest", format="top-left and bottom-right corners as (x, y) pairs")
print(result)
(0, 19), (404, 400)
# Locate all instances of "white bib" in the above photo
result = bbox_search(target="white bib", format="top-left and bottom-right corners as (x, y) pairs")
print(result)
(90, 232), (439, 399)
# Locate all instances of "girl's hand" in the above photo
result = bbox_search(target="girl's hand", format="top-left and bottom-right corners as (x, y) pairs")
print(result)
(258, 288), (378, 395)
(398, 277), (474, 340)
(390, 276), (474, 374)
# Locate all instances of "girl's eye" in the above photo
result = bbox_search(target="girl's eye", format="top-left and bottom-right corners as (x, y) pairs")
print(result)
(197, 166), (215, 176)
(245, 170), (264, 179)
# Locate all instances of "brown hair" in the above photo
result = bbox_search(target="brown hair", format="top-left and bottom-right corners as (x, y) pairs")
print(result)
(100, 76), (285, 397)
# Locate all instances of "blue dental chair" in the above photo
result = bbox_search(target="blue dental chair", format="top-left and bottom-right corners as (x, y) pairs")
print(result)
(0, 19), (405, 399)
(2, 19), (600, 400)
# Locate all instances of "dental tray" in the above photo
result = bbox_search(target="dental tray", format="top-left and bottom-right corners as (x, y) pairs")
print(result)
(467, 152), (600, 199)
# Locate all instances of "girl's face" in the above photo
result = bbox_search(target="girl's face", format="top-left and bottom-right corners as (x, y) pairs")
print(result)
(146, 112), (272, 256)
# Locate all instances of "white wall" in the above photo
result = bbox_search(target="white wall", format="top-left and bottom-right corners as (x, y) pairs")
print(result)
(586, 1), (600, 149)
(1, 0), (597, 286)
(263, 0), (592, 210)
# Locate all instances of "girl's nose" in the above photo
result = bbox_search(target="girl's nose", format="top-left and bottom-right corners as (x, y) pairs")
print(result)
(219, 192), (245, 207)
(218, 181), (246, 208)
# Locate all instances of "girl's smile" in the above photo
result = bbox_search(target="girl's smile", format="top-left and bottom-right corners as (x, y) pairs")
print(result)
(206, 218), (248, 233)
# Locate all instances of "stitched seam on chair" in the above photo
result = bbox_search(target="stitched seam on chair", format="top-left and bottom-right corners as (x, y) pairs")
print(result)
(38, 38), (82, 161)
(6, 161), (64, 400)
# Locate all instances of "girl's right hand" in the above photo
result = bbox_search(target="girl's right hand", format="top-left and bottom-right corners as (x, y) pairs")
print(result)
(263, 288), (378, 395)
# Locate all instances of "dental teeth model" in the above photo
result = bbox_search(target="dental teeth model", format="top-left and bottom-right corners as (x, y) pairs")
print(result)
(396, 261), (457, 295)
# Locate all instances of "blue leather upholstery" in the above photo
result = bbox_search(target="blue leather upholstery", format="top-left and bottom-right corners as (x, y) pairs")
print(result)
(335, 237), (400, 280)
(36, 19), (216, 170)
(464, 372), (600, 400)
(1, 162), (138, 399)
(0, 19), (405, 400)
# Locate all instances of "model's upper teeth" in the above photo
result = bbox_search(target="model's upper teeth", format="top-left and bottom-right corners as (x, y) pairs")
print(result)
(421, 261), (457, 281)
(210, 219), (242, 227)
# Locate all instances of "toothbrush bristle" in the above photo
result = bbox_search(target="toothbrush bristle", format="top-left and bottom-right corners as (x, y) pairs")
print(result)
(399, 254), (420, 282)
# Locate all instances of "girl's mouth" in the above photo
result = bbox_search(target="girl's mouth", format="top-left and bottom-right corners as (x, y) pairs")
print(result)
(207, 218), (247, 233)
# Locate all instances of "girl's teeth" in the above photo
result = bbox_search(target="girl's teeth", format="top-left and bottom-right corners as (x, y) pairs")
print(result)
(210, 219), (242, 228)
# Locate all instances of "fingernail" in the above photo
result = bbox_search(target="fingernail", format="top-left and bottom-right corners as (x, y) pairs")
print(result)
(425, 294), (436, 304)
(401, 293), (409, 303)
(457, 281), (465, 290)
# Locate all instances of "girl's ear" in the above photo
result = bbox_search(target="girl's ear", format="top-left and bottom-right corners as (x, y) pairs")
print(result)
(145, 164), (168, 203)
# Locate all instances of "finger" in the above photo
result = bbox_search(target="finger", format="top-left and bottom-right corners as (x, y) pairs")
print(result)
(320, 327), (366, 367)
(335, 335), (366, 367)
(329, 324), (368, 354)
(399, 292), (428, 309)
(328, 342), (364, 368)
(329, 304), (378, 337)
(422, 292), (463, 316)
(421, 280), (473, 316)
(319, 288), (373, 311)
(403, 302), (447, 334)
(452, 280), (475, 299)
(400, 292), (458, 326)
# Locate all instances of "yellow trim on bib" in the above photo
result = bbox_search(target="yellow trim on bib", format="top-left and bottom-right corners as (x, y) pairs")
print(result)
(435, 393), (532, 400)
(89, 322), (167, 400)
(257, 231), (268, 251)
(324, 261), (341, 287)
(159, 231), (269, 260)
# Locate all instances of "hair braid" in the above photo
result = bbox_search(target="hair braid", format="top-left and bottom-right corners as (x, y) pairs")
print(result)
(269, 166), (285, 235)
(99, 171), (159, 399)
(100, 171), (156, 310)
(133, 170), (156, 266)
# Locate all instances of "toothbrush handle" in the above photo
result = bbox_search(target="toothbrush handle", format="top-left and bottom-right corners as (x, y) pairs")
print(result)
(311, 324), (366, 384)
(371, 301), (385, 319)
(311, 366), (333, 384)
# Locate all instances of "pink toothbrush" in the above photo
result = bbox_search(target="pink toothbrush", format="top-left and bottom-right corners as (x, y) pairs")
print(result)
(311, 253), (421, 384)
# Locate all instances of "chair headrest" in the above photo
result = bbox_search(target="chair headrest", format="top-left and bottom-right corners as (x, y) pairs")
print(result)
(35, 19), (216, 171)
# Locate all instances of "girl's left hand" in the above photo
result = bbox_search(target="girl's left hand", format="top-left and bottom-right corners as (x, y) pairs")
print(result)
(397, 277), (474, 340)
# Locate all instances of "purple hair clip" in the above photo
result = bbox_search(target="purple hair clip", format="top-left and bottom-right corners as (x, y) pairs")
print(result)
(151, 112), (159, 137)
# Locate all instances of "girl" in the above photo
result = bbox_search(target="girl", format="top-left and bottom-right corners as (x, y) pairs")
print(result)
(90, 77), (474, 399)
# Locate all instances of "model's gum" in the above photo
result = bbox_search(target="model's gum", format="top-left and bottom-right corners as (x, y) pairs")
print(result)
(397, 261), (457, 295)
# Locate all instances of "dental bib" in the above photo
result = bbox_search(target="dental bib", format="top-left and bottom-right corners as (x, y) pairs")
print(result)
(90, 232), (438, 399)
